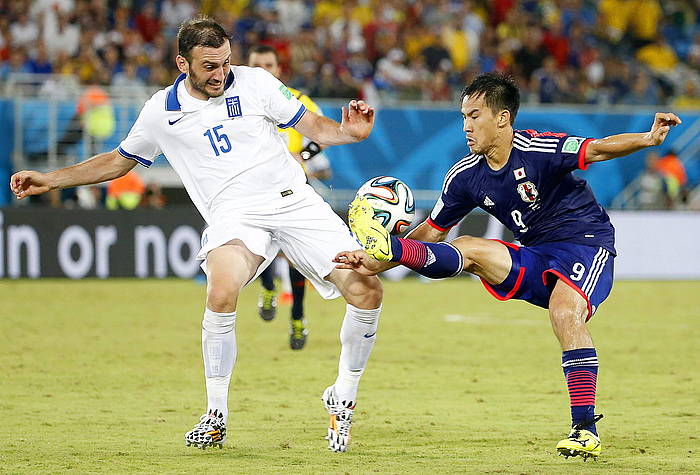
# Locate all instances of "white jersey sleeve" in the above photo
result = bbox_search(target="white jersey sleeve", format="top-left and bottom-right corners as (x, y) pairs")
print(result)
(118, 98), (163, 167)
(254, 68), (307, 129)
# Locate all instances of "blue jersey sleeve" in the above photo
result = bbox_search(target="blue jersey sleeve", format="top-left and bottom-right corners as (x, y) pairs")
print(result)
(515, 130), (593, 175)
(428, 171), (477, 231)
(551, 134), (593, 174)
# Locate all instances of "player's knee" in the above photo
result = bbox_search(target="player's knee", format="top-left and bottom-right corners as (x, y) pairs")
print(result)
(451, 236), (479, 272)
(549, 305), (586, 327)
(206, 282), (240, 313)
(343, 275), (383, 308)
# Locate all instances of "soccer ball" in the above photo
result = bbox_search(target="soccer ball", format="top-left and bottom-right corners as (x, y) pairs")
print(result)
(356, 176), (415, 234)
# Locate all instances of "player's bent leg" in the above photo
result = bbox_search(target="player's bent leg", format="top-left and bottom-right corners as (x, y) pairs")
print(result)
(185, 241), (264, 449)
(449, 236), (512, 285)
(322, 268), (383, 452)
(549, 280), (602, 459)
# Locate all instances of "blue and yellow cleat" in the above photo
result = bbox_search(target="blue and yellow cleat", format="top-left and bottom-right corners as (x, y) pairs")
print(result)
(556, 415), (603, 460)
(348, 196), (393, 262)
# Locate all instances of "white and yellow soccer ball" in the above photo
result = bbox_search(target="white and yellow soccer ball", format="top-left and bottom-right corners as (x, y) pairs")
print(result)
(356, 176), (415, 234)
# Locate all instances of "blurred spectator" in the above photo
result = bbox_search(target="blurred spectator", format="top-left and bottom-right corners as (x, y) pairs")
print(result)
(112, 59), (149, 100)
(375, 48), (415, 92)
(161, 0), (196, 40)
(135, 1), (162, 44)
(76, 185), (104, 209)
(638, 150), (687, 209)
(142, 183), (167, 209)
(673, 79), (700, 108)
(620, 72), (660, 105)
(0, 48), (31, 81)
(655, 149), (687, 191)
(513, 26), (546, 85)
(56, 74), (115, 157)
(106, 171), (145, 211)
(43, 9), (80, 60)
(531, 56), (560, 103)
(0, 0), (697, 106)
(636, 37), (679, 75)
(10, 11), (39, 51)
(27, 41), (53, 75)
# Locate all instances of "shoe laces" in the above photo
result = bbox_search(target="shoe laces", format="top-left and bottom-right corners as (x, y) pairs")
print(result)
(260, 290), (276, 309)
(570, 414), (604, 438)
(196, 409), (225, 430)
(291, 319), (306, 338)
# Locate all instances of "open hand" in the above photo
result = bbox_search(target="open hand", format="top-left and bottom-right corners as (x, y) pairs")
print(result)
(10, 170), (51, 200)
(647, 112), (682, 146)
(333, 249), (382, 276)
(340, 100), (375, 141)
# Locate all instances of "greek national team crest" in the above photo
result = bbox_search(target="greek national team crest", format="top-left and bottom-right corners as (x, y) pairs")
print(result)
(517, 181), (539, 202)
(226, 96), (242, 118)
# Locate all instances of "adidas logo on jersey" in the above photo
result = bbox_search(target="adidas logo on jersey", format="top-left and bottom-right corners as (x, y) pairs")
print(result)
(483, 196), (495, 206)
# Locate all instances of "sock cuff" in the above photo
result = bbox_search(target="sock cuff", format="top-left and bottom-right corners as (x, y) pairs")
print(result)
(562, 347), (598, 368)
(346, 303), (381, 324)
(203, 308), (236, 333)
(441, 242), (464, 277)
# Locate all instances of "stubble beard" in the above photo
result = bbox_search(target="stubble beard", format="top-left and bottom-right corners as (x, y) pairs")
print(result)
(188, 70), (224, 99)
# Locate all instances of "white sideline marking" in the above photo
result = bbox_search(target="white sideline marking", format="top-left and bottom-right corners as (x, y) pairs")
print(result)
(444, 314), (545, 326)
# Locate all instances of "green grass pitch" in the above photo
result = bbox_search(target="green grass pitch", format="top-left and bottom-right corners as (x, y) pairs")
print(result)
(1, 278), (698, 474)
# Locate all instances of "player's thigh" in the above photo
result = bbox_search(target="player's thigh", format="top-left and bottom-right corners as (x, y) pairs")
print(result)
(276, 198), (363, 300)
(548, 279), (589, 326)
(450, 235), (513, 284)
(206, 240), (265, 308)
(326, 267), (383, 309)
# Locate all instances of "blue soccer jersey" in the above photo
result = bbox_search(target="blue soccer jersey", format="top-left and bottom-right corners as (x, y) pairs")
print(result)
(428, 130), (616, 254)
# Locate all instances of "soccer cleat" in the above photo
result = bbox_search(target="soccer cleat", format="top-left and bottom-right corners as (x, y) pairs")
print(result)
(556, 414), (604, 460)
(322, 385), (355, 452)
(258, 289), (277, 321)
(348, 196), (393, 261)
(289, 318), (308, 350)
(184, 409), (227, 449)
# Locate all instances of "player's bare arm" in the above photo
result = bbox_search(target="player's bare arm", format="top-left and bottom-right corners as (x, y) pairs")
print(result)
(584, 112), (682, 164)
(293, 99), (375, 146)
(10, 149), (136, 200)
(334, 219), (448, 274)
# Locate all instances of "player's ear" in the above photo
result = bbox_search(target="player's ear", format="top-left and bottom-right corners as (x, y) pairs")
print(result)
(176, 55), (189, 74)
(498, 110), (510, 128)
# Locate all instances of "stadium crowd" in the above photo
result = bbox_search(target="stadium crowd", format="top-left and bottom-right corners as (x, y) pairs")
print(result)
(1, 0), (699, 105)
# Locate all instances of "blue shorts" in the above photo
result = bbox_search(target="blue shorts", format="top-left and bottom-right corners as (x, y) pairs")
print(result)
(480, 240), (615, 320)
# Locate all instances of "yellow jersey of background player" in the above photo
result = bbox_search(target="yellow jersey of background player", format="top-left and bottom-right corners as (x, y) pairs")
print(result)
(247, 44), (331, 350)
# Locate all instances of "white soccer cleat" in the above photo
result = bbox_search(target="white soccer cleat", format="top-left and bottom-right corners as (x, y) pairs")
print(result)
(184, 409), (227, 449)
(322, 385), (355, 453)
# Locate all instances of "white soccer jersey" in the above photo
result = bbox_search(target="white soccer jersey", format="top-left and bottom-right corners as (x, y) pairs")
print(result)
(118, 66), (310, 223)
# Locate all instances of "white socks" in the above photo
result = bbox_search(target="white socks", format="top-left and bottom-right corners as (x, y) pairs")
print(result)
(334, 304), (381, 404)
(202, 308), (237, 422)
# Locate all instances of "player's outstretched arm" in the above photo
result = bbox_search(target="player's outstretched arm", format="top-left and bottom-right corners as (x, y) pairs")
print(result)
(293, 99), (375, 146)
(10, 149), (136, 200)
(584, 112), (682, 164)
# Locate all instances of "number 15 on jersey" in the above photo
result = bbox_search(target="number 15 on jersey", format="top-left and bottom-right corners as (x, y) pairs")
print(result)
(204, 125), (232, 156)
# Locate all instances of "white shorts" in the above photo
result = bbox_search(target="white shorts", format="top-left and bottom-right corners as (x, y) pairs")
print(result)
(197, 191), (361, 299)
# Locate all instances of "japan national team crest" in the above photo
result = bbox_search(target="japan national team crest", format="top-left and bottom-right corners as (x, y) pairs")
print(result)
(517, 181), (539, 203)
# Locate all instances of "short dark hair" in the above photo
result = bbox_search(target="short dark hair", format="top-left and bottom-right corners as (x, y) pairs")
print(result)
(461, 72), (520, 125)
(248, 44), (279, 63)
(177, 16), (229, 62)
